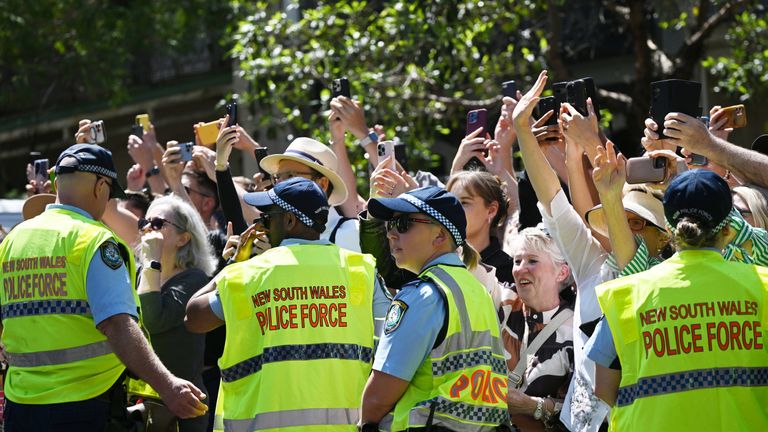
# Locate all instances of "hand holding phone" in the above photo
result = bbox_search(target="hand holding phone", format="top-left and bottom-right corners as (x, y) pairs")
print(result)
(649, 79), (702, 139)
(89, 121), (107, 144)
(254, 147), (272, 182)
(136, 114), (151, 132)
(536, 96), (558, 126)
(225, 102), (238, 127)
(332, 78), (351, 99)
(130, 124), (144, 140)
(720, 104), (747, 129)
(33, 159), (49, 194)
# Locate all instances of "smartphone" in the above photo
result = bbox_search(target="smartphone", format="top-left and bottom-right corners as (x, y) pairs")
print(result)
(197, 120), (220, 147)
(566, 79), (588, 116)
(332, 77), (351, 98)
(581, 77), (601, 120)
(649, 79), (702, 139)
(135, 114), (151, 132)
(720, 104), (747, 129)
(501, 80), (516, 98)
(34, 159), (49, 192)
(130, 124), (144, 140)
(626, 156), (668, 184)
(553, 82), (568, 107)
(225, 101), (238, 127)
(89, 120), (107, 144)
(254, 147), (272, 181)
(377, 140), (396, 170)
(466, 109), (488, 136)
(179, 142), (194, 162)
(394, 142), (408, 172)
(536, 96), (559, 126)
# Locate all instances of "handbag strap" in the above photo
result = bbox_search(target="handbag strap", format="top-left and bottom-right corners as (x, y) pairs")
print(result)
(509, 308), (573, 389)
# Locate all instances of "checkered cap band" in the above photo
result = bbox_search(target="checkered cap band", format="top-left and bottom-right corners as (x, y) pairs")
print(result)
(267, 188), (316, 228)
(617, 366), (768, 407)
(73, 164), (117, 180)
(221, 342), (373, 382)
(401, 194), (464, 246)
(2, 300), (91, 318)
(665, 213), (729, 237)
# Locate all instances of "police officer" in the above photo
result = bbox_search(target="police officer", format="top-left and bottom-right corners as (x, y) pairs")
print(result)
(185, 177), (389, 430)
(586, 169), (768, 431)
(360, 186), (509, 431)
(0, 144), (207, 430)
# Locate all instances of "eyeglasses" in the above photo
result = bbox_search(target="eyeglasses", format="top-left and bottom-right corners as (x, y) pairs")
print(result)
(627, 218), (647, 232)
(385, 215), (437, 234)
(273, 171), (320, 183)
(735, 206), (752, 216)
(253, 211), (284, 228)
(138, 217), (185, 232)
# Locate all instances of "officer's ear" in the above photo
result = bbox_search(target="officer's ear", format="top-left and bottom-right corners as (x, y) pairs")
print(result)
(176, 231), (191, 248)
(283, 212), (297, 231)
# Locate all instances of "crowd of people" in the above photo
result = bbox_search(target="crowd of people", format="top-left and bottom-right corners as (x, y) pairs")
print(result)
(0, 67), (767, 432)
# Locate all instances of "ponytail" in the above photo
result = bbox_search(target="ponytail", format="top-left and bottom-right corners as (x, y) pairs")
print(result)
(459, 242), (480, 271)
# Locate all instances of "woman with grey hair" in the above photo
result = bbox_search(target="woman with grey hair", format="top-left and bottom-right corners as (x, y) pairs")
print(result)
(500, 226), (575, 432)
(136, 194), (217, 431)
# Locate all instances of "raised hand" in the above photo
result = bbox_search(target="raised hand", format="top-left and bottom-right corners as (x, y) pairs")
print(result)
(512, 70), (548, 126)
(451, 127), (487, 174)
(370, 156), (417, 198)
(126, 164), (145, 191)
(592, 140), (626, 199)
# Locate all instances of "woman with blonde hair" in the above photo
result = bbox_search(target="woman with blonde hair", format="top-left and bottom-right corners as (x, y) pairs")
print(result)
(136, 194), (217, 431)
(732, 184), (768, 229)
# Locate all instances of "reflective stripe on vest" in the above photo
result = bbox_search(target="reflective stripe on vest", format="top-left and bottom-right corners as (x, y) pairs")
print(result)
(222, 407), (359, 431)
(7, 340), (113, 367)
(1, 299), (91, 318)
(220, 342), (373, 383)
(617, 366), (768, 407)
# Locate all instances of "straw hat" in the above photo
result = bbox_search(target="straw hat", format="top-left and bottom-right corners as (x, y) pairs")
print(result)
(259, 137), (348, 206)
(22, 194), (56, 220)
(586, 188), (665, 238)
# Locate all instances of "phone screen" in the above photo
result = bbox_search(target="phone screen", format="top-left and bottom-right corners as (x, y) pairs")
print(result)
(254, 147), (272, 181)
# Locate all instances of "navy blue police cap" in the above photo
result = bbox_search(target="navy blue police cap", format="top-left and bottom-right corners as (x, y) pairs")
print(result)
(55, 143), (125, 199)
(663, 169), (732, 233)
(368, 186), (466, 246)
(243, 177), (329, 232)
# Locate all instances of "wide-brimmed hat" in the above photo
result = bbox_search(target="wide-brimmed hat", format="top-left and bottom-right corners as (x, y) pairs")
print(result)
(259, 137), (347, 206)
(22, 194), (56, 220)
(368, 186), (466, 246)
(586, 188), (666, 238)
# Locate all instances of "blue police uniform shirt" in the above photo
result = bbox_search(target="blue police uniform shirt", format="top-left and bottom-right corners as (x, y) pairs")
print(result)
(47, 204), (137, 325)
(208, 238), (391, 320)
(585, 317), (617, 368)
(372, 252), (462, 381)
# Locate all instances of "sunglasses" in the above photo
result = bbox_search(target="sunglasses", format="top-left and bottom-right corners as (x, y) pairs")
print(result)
(253, 211), (285, 228)
(385, 215), (436, 234)
(138, 217), (184, 232)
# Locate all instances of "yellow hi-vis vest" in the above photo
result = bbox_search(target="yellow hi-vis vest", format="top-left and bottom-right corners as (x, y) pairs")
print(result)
(0, 207), (139, 404)
(596, 249), (768, 432)
(214, 243), (377, 431)
(381, 264), (509, 431)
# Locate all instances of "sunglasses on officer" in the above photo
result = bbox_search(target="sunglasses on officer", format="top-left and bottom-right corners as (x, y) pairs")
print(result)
(138, 217), (184, 232)
(385, 214), (437, 234)
(253, 210), (285, 228)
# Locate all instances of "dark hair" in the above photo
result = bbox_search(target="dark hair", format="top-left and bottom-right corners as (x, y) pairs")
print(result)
(445, 171), (509, 228)
(309, 167), (333, 198)
(123, 191), (152, 217)
(673, 216), (721, 248)
(183, 171), (219, 209)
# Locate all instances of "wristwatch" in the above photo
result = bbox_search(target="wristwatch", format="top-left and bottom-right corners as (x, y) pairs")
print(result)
(147, 260), (162, 271)
(533, 397), (544, 420)
(145, 166), (160, 178)
(356, 130), (379, 147)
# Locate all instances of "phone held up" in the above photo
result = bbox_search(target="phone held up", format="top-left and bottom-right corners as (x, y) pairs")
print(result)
(501, 80), (516, 98)
(254, 147), (272, 183)
(135, 114), (151, 132)
(649, 79), (702, 139)
(626, 156), (688, 184)
(89, 121), (107, 145)
(332, 77), (351, 99)
(178, 142), (194, 162)
(33, 159), (49, 193)
(720, 104), (747, 129)
(225, 101), (238, 127)
(463, 109), (488, 171)
(197, 121), (220, 148)
(377, 141), (397, 171)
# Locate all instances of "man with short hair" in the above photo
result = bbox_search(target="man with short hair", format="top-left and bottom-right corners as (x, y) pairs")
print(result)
(0, 144), (207, 430)
(185, 177), (388, 430)
(260, 137), (361, 252)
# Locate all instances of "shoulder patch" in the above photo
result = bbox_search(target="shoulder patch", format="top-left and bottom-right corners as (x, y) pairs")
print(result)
(100, 241), (124, 270)
(384, 300), (409, 334)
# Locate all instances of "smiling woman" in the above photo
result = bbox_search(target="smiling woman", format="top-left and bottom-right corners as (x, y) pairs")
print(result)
(500, 227), (575, 432)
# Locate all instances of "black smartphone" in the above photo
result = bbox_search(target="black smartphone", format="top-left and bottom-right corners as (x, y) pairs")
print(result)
(34, 159), (49, 192)
(649, 79), (702, 139)
(567, 79), (588, 116)
(553, 82), (568, 107)
(501, 80), (516, 98)
(130, 124), (144, 139)
(581, 77), (601, 120)
(225, 101), (238, 127)
(394, 142), (408, 172)
(332, 77), (351, 98)
(536, 96), (559, 126)
(254, 147), (272, 181)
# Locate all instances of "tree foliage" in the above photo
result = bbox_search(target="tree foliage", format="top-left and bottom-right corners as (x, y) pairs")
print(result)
(0, 0), (231, 115)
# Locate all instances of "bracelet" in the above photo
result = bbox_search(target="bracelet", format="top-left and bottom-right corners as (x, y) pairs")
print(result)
(145, 166), (160, 178)
(355, 130), (379, 147)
